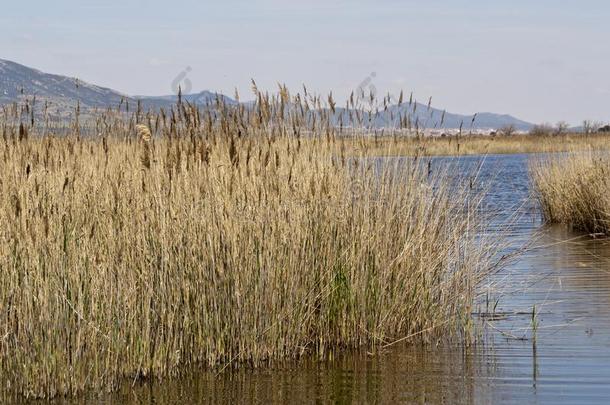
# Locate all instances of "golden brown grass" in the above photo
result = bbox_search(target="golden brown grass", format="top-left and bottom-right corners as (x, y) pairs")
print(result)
(531, 151), (610, 235)
(341, 132), (610, 157)
(0, 92), (503, 400)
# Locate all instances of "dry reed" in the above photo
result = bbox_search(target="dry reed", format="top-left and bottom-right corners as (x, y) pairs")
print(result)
(344, 133), (610, 157)
(0, 89), (503, 400)
(531, 151), (610, 234)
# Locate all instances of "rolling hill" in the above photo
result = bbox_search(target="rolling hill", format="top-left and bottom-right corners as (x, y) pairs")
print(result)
(0, 58), (532, 130)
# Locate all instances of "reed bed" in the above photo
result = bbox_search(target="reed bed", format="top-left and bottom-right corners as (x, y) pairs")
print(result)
(345, 133), (610, 157)
(0, 91), (502, 400)
(531, 151), (610, 234)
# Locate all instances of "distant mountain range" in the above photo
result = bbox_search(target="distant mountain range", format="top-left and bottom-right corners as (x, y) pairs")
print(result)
(328, 102), (534, 131)
(0, 58), (533, 130)
(0, 59), (232, 117)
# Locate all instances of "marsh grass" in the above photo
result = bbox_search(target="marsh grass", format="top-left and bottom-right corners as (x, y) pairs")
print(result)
(0, 90), (502, 399)
(344, 133), (610, 157)
(531, 151), (610, 234)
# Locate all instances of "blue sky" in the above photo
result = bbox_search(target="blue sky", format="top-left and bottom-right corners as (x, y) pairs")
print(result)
(2, 0), (609, 124)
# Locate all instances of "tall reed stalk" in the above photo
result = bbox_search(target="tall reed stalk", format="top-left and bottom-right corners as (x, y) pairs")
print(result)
(0, 89), (501, 400)
(531, 151), (610, 234)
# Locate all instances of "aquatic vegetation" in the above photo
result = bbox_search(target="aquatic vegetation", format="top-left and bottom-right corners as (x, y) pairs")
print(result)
(531, 151), (610, 234)
(0, 90), (502, 400)
(344, 132), (610, 157)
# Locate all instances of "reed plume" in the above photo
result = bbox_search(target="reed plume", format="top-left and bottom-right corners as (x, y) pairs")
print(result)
(136, 123), (152, 169)
(0, 87), (505, 401)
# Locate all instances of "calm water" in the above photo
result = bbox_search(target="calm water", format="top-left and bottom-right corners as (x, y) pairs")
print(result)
(50, 154), (610, 404)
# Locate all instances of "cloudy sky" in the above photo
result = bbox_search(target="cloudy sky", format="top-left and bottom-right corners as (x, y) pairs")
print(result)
(2, 0), (609, 124)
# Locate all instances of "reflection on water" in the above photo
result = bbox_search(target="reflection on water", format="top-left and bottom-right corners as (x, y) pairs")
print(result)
(477, 224), (610, 404)
(99, 346), (501, 404)
(46, 154), (610, 404)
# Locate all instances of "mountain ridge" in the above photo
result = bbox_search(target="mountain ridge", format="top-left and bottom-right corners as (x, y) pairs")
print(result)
(0, 58), (533, 130)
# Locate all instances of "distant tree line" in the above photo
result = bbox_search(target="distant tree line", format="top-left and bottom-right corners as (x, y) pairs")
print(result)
(527, 121), (610, 136)
(493, 121), (610, 137)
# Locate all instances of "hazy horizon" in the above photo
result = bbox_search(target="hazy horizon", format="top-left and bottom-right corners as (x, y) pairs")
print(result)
(2, 0), (609, 125)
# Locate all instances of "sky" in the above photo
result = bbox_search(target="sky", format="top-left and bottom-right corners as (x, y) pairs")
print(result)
(1, 0), (609, 124)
